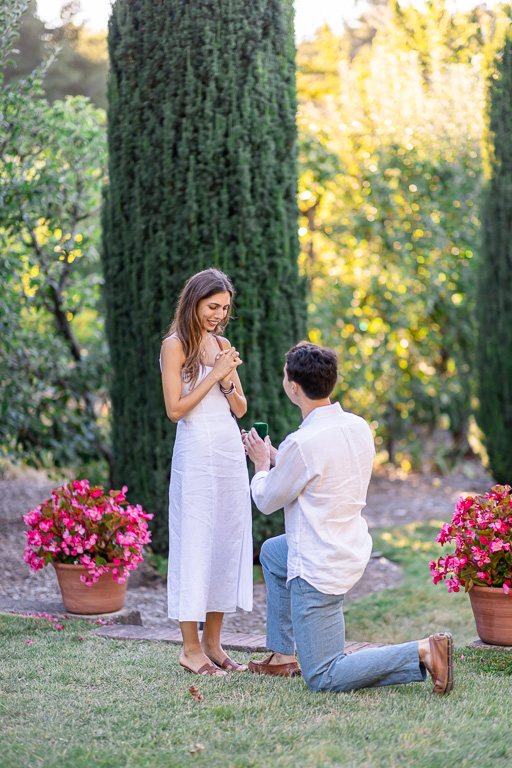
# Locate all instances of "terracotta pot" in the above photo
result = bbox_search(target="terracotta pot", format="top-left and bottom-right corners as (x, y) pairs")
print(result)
(53, 562), (128, 615)
(469, 584), (512, 646)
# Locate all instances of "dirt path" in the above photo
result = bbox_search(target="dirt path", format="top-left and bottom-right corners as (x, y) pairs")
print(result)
(0, 460), (494, 632)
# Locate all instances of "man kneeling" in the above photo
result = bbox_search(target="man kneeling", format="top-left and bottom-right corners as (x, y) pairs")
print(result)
(243, 341), (453, 695)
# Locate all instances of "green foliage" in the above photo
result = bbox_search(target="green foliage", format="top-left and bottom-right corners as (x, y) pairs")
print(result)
(297, 1), (491, 468)
(103, 0), (305, 553)
(0, 0), (110, 479)
(390, 0), (494, 72)
(477, 18), (512, 483)
(3, 1), (108, 108)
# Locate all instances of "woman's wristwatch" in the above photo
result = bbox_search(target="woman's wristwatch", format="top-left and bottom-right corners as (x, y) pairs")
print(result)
(220, 381), (236, 395)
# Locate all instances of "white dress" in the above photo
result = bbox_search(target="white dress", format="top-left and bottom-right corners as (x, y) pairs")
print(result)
(165, 345), (253, 622)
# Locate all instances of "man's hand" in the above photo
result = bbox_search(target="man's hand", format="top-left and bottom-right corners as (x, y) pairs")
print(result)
(243, 428), (271, 473)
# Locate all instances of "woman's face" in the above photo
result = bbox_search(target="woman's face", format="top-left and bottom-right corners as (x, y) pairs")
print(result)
(197, 291), (231, 333)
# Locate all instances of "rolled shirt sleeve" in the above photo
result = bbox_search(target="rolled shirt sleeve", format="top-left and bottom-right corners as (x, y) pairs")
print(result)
(250, 438), (310, 515)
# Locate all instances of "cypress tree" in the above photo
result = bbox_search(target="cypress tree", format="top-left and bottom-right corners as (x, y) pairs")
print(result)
(102, 0), (305, 553)
(477, 22), (512, 483)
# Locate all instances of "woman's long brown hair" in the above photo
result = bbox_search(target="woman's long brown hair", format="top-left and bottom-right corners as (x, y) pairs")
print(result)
(165, 268), (234, 385)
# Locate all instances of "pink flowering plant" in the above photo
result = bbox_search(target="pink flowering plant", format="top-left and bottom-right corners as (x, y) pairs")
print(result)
(430, 484), (512, 595)
(23, 480), (153, 586)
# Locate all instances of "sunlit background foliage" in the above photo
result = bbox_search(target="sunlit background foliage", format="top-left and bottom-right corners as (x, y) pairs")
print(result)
(297, 1), (503, 470)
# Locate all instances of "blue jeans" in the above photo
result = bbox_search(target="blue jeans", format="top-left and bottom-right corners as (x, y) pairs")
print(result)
(260, 534), (426, 693)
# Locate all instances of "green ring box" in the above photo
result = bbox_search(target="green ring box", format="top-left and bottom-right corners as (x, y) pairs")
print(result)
(252, 422), (268, 439)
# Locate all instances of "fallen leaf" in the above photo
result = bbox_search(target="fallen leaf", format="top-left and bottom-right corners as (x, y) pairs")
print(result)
(188, 685), (204, 702)
(189, 742), (205, 755)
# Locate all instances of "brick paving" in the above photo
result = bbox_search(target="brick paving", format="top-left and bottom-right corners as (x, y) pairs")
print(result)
(89, 622), (387, 654)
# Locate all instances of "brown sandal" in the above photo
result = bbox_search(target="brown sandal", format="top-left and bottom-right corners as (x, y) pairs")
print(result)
(179, 661), (227, 676)
(218, 655), (249, 672)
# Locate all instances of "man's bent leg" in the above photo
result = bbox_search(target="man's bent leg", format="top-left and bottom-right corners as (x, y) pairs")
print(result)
(260, 535), (294, 655)
(290, 577), (426, 693)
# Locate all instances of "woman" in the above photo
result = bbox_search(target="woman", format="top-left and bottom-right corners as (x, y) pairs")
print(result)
(161, 268), (253, 676)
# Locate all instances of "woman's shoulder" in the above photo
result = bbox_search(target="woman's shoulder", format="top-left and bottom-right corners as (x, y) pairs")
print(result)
(161, 334), (185, 359)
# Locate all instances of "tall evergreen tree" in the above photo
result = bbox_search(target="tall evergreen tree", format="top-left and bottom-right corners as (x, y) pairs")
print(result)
(102, 0), (305, 553)
(477, 21), (512, 483)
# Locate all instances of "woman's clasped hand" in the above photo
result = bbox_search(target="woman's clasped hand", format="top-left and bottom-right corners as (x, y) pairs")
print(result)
(212, 346), (242, 388)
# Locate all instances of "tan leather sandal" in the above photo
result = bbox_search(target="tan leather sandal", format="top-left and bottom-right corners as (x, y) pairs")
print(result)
(179, 661), (227, 677)
(218, 655), (249, 672)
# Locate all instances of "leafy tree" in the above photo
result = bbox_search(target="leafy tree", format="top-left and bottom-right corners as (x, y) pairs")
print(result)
(0, 0), (110, 481)
(103, 0), (305, 553)
(296, 1), (490, 468)
(476, 16), (512, 482)
(390, 0), (495, 73)
(3, 1), (108, 108)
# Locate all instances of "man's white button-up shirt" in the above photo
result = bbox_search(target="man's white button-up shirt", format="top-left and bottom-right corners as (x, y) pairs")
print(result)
(251, 402), (375, 595)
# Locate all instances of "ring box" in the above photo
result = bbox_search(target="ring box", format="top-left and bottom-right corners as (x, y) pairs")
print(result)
(252, 422), (268, 439)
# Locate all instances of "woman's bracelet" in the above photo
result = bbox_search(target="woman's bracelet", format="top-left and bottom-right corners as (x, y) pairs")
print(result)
(220, 381), (236, 395)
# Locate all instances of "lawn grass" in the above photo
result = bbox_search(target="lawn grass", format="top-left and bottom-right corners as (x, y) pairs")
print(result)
(1, 521), (511, 768)
(344, 520), (477, 646)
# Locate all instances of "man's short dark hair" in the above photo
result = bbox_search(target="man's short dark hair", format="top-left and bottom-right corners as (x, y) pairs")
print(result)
(285, 341), (338, 400)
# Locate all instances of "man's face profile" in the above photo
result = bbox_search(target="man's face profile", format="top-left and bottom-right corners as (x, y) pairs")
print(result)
(282, 365), (295, 403)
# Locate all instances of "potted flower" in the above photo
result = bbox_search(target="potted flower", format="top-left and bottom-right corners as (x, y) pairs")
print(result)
(23, 479), (153, 615)
(430, 484), (512, 645)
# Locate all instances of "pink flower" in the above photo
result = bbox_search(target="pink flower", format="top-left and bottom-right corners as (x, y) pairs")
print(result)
(26, 640), (33, 644)
(493, 520), (509, 534)
(73, 479), (90, 495)
(436, 523), (453, 544)
(28, 531), (42, 547)
(446, 577), (461, 593)
(115, 486), (128, 503)
(23, 509), (42, 526)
